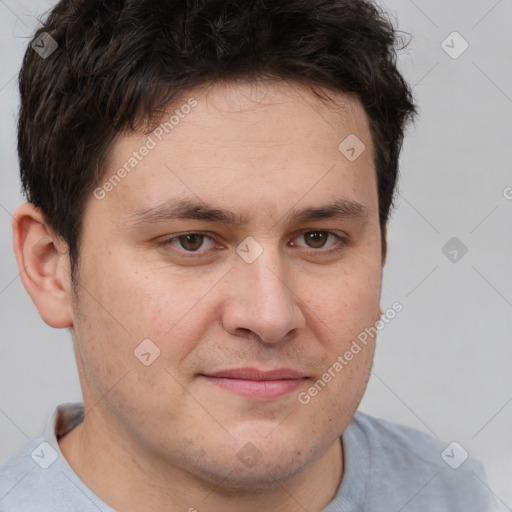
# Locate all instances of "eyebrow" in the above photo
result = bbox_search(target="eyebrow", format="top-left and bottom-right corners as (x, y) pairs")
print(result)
(127, 197), (369, 228)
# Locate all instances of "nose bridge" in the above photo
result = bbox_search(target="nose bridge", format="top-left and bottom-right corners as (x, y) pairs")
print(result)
(242, 241), (293, 313)
(252, 259), (291, 311)
(223, 239), (305, 343)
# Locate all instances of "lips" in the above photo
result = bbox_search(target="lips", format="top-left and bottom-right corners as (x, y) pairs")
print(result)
(201, 367), (308, 400)
(206, 368), (306, 380)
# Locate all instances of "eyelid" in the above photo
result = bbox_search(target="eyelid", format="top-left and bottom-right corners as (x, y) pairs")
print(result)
(159, 231), (218, 253)
(159, 229), (349, 256)
(291, 229), (347, 248)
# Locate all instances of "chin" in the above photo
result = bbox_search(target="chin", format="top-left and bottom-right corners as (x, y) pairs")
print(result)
(176, 437), (310, 495)
(205, 455), (308, 495)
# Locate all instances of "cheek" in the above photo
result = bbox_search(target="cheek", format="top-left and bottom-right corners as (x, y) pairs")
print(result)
(74, 254), (224, 372)
(301, 249), (381, 421)
(298, 254), (382, 346)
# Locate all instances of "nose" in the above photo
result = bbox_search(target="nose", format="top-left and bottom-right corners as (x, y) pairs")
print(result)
(220, 245), (306, 344)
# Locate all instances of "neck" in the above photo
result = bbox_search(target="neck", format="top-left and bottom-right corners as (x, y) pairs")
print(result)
(59, 406), (344, 512)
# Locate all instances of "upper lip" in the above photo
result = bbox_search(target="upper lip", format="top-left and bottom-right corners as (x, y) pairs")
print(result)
(203, 368), (307, 380)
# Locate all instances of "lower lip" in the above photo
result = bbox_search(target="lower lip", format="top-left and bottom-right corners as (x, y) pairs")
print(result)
(202, 376), (307, 400)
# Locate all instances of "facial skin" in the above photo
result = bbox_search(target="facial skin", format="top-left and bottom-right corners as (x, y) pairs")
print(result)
(14, 79), (384, 512)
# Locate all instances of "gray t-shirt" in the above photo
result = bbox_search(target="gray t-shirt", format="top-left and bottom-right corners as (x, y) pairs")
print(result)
(0, 403), (502, 511)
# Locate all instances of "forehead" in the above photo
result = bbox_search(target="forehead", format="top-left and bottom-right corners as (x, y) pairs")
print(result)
(89, 79), (377, 228)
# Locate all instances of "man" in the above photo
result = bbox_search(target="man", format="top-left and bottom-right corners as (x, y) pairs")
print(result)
(0, 0), (501, 510)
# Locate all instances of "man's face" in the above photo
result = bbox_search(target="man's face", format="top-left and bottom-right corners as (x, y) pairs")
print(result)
(70, 80), (383, 488)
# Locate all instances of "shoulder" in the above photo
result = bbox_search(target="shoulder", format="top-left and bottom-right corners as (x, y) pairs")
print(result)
(0, 408), (111, 512)
(343, 411), (501, 510)
(350, 410), (475, 468)
(0, 437), (63, 510)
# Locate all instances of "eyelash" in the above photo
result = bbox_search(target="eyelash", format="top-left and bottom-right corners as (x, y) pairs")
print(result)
(159, 230), (349, 258)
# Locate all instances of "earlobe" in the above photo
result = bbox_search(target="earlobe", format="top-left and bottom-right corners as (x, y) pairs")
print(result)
(12, 203), (73, 328)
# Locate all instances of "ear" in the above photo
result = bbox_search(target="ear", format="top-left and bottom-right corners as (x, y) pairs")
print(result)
(12, 203), (73, 328)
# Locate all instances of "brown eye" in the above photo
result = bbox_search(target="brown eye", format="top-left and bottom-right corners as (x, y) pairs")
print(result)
(289, 230), (347, 256)
(177, 233), (205, 251)
(304, 231), (329, 249)
(159, 231), (218, 258)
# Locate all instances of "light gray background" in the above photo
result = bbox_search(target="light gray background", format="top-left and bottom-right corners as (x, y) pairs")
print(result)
(1, 0), (511, 506)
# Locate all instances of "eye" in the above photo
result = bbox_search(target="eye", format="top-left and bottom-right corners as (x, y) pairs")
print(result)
(159, 230), (348, 258)
(290, 230), (347, 254)
(160, 232), (216, 253)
